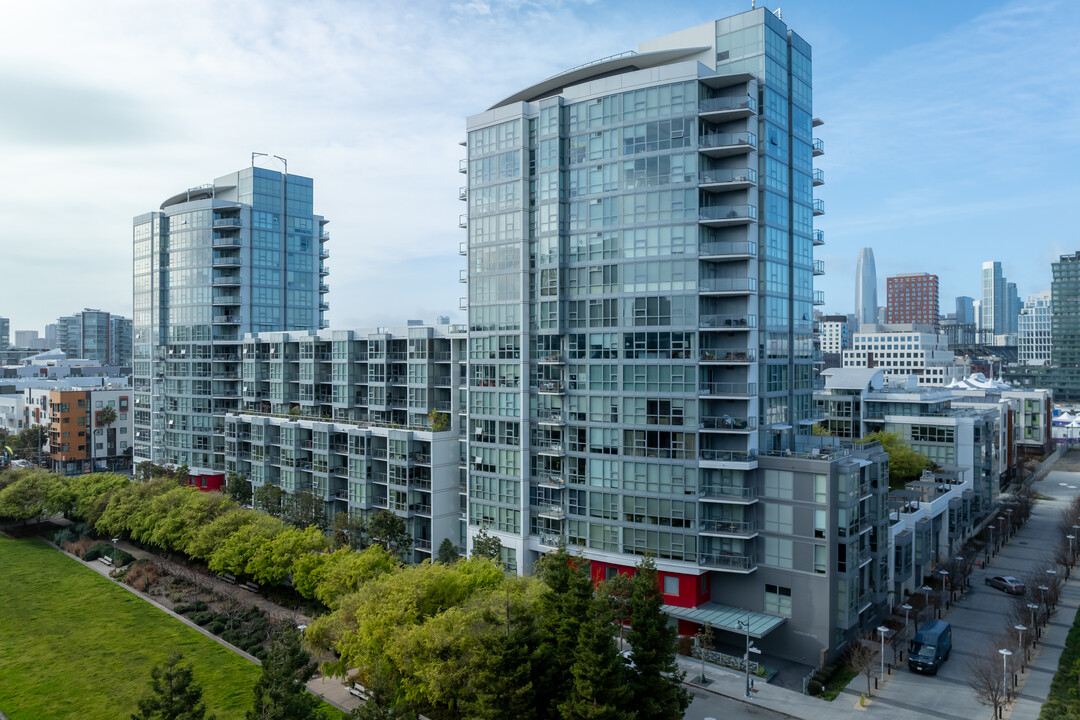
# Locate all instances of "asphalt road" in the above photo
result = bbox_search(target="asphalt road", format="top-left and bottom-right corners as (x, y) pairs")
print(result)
(848, 469), (1080, 719)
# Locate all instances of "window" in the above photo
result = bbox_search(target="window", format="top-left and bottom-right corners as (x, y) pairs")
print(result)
(663, 576), (679, 595)
(764, 584), (792, 617)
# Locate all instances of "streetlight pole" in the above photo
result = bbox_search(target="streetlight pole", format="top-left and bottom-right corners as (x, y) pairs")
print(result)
(921, 585), (933, 620)
(999, 648), (1012, 713)
(1006, 509), (1014, 540)
(955, 556), (965, 592)
(900, 603), (912, 629)
(1027, 603), (1040, 646)
(1047, 570), (1058, 612)
(939, 569), (950, 613)
(997, 516), (1006, 548)
(111, 537), (118, 566)
(877, 625), (889, 687)
(1068, 535), (1076, 580)
(987, 524), (996, 563)
(1015, 625), (1027, 669)
(737, 615), (759, 699)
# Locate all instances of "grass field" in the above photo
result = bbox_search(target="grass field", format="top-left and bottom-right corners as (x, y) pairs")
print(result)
(0, 534), (337, 719)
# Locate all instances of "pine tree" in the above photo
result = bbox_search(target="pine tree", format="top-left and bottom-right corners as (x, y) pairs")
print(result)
(625, 555), (689, 720)
(535, 547), (594, 718)
(247, 626), (319, 720)
(468, 603), (539, 720)
(437, 537), (459, 563)
(131, 652), (214, 720)
(559, 594), (635, 720)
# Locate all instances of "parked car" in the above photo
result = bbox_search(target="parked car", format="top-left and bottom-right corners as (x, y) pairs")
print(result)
(985, 575), (1025, 594)
(908, 619), (952, 674)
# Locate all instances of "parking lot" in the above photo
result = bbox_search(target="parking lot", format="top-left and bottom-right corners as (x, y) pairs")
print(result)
(855, 469), (1080, 719)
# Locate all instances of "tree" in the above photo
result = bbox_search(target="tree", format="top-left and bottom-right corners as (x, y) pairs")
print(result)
(98, 405), (118, 431)
(437, 538), (459, 564)
(966, 644), (1014, 720)
(598, 572), (634, 651)
(330, 509), (367, 551)
(846, 631), (878, 698)
(132, 652), (215, 720)
(225, 471), (252, 505)
(694, 622), (714, 684)
(535, 547), (595, 719)
(471, 527), (502, 564)
(247, 626), (319, 720)
(0, 470), (68, 524)
(368, 509), (411, 556)
(624, 555), (689, 720)
(558, 594), (634, 720)
(859, 431), (931, 488)
(253, 484), (284, 517)
(283, 488), (326, 531)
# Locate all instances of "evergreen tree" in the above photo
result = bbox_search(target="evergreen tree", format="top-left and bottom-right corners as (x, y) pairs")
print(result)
(247, 626), (319, 720)
(368, 509), (411, 557)
(471, 527), (503, 563)
(437, 537), (459, 563)
(468, 599), (539, 720)
(559, 594), (635, 720)
(225, 471), (252, 505)
(535, 547), (594, 718)
(625, 555), (689, 720)
(131, 652), (214, 720)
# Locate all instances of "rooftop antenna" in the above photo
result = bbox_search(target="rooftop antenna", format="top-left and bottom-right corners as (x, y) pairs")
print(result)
(251, 152), (288, 175)
(751, 0), (755, 7)
(774, 7), (782, 19)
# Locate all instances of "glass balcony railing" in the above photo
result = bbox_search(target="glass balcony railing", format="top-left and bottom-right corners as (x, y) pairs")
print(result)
(699, 168), (757, 186)
(699, 131), (756, 151)
(699, 240), (756, 258)
(699, 95), (756, 114)
(813, 229), (825, 246)
(812, 138), (825, 156)
(698, 314), (756, 329)
(699, 277), (756, 293)
(699, 204), (757, 222)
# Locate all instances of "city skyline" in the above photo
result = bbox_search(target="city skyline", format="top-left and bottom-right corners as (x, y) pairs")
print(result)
(1, 0), (1077, 331)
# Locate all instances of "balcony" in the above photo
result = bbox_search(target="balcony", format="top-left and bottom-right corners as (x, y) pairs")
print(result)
(538, 532), (563, 548)
(212, 237), (241, 248)
(459, 268), (468, 283)
(459, 297), (467, 311)
(459, 214), (468, 229)
(699, 204), (757, 226)
(213, 315), (240, 325)
(700, 518), (758, 538)
(537, 380), (564, 395)
(537, 412), (565, 425)
(319, 302), (330, 311)
(812, 138), (825, 156)
(813, 229), (825, 246)
(813, 199), (825, 216)
(319, 266), (329, 277)
(698, 131), (756, 158)
(537, 473), (565, 489)
(813, 259), (825, 276)
(698, 314), (755, 330)
(699, 484), (758, 503)
(458, 186), (467, 201)
(699, 168), (757, 192)
(320, 248), (330, 260)
(699, 448), (757, 466)
(699, 348), (756, 363)
(699, 240), (756, 260)
(212, 257), (241, 267)
(459, 158), (468, 173)
(537, 504), (566, 520)
(698, 382), (756, 398)
(213, 276), (241, 287)
(458, 241), (467, 256)
(813, 290), (825, 306)
(213, 293), (240, 306)
(213, 217), (242, 229)
(698, 552), (757, 573)
(699, 415), (756, 432)
(319, 282), (330, 293)
(536, 441), (565, 456)
(812, 168), (825, 186)
(699, 277), (756, 295)
(538, 353), (564, 364)
(698, 95), (756, 120)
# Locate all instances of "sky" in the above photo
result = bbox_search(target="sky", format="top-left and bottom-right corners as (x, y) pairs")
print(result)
(1, 0), (1077, 333)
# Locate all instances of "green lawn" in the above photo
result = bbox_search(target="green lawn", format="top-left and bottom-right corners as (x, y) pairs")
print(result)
(0, 535), (266, 719)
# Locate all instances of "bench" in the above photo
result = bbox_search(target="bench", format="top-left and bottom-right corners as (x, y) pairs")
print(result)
(240, 581), (260, 594)
(348, 685), (370, 700)
(99, 556), (114, 567)
(218, 573), (237, 585)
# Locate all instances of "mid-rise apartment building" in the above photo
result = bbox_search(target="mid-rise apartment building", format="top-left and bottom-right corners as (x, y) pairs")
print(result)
(842, 327), (964, 386)
(132, 166), (329, 472)
(1018, 291), (1052, 365)
(55, 310), (132, 366)
(223, 323), (466, 562)
(885, 272), (938, 330)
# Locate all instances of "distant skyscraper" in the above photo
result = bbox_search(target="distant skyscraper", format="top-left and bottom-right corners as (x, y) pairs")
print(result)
(1007, 282), (1020, 336)
(981, 261), (1007, 336)
(132, 166), (329, 471)
(1018, 291), (1051, 365)
(955, 296), (975, 325)
(885, 272), (939, 329)
(54, 309), (130, 365)
(0, 317), (8, 350)
(854, 248), (877, 325)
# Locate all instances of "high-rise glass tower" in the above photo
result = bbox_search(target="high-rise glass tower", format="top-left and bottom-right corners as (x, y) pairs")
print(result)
(955, 296), (975, 325)
(132, 166), (329, 471)
(981, 261), (1006, 336)
(854, 248), (877, 325)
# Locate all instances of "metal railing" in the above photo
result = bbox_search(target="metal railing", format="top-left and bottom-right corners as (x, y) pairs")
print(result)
(699, 205), (757, 222)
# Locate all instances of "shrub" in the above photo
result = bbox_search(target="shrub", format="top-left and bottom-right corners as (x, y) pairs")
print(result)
(174, 601), (208, 615)
(62, 536), (97, 559)
(190, 611), (216, 626)
(52, 528), (77, 546)
(124, 559), (162, 590)
(70, 521), (94, 538)
(83, 542), (114, 562)
(808, 680), (823, 696)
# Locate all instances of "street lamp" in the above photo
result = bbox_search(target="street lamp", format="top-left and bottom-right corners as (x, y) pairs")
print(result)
(1069, 535), (1076, 578)
(1073, 525), (1080, 561)
(921, 584), (933, 617)
(999, 648), (1012, 710)
(1027, 603), (1040, 644)
(1005, 509), (1014, 539)
(877, 625), (889, 685)
(997, 516), (1006, 548)
(900, 603), (913, 628)
(737, 615), (759, 699)
(1047, 570), (1058, 612)
(1015, 625), (1027, 668)
(988, 524), (996, 561)
(939, 569), (950, 613)
(111, 537), (119, 566)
